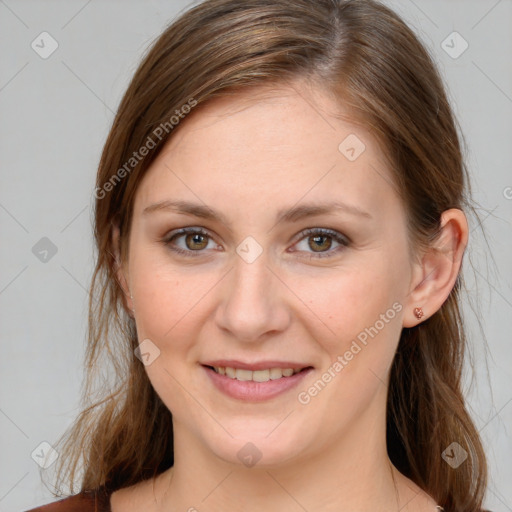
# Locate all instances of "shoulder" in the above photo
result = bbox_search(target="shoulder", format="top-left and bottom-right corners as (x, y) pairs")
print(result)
(23, 489), (110, 512)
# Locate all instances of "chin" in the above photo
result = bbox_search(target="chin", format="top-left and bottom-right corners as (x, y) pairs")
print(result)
(202, 419), (311, 469)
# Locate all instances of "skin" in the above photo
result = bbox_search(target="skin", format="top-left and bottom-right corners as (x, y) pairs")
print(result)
(110, 80), (468, 511)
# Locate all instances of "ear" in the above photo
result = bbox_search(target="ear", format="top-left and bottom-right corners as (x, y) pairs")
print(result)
(402, 208), (468, 328)
(111, 223), (135, 316)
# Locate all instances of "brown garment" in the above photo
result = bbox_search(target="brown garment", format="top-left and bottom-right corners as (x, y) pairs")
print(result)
(24, 489), (111, 512)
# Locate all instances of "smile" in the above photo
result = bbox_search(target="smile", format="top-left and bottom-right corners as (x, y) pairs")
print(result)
(210, 366), (304, 382)
(202, 364), (313, 401)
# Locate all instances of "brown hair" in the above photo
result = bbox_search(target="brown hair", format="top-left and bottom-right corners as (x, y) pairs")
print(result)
(49, 0), (487, 510)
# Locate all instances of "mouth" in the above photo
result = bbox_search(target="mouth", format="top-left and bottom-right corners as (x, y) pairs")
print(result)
(205, 365), (308, 382)
(201, 362), (314, 402)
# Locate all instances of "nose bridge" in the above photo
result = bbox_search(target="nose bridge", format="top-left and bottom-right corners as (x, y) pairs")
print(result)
(215, 244), (289, 341)
(232, 250), (272, 301)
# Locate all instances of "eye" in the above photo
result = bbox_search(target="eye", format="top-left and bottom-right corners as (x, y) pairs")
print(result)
(163, 227), (350, 259)
(291, 228), (349, 259)
(163, 227), (219, 257)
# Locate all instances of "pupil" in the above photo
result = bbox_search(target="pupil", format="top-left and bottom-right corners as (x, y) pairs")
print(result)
(310, 235), (331, 252)
(187, 233), (207, 250)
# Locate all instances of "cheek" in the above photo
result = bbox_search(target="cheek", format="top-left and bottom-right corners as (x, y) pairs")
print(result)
(133, 275), (179, 341)
(130, 254), (212, 342)
(130, 259), (227, 386)
(291, 260), (404, 352)
(130, 265), (214, 413)
(292, 264), (405, 431)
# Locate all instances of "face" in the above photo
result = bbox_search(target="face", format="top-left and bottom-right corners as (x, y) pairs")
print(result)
(121, 82), (415, 468)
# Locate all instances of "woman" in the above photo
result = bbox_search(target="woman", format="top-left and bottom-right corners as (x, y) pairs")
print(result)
(27, 0), (490, 510)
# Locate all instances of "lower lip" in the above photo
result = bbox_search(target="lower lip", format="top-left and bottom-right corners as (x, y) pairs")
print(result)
(203, 365), (313, 402)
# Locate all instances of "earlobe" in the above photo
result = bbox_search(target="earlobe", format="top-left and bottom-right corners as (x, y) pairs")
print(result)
(402, 209), (468, 328)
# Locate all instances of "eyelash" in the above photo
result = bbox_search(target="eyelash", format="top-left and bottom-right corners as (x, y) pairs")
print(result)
(162, 227), (350, 259)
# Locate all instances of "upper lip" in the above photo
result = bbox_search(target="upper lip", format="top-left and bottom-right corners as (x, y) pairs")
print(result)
(201, 360), (312, 371)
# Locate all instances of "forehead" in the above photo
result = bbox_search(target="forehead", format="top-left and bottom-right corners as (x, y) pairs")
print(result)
(133, 82), (401, 226)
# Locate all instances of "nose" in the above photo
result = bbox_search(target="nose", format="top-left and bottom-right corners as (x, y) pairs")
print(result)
(214, 250), (291, 343)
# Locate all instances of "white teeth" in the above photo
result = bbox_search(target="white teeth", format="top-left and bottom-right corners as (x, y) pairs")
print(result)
(235, 369), (252, 381)
(270, 368), (283, 380)
(212, 366), (304, 382)
(252, 369), (270, 382)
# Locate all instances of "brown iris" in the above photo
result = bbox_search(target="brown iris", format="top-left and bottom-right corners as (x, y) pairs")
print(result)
(185, 233), (209, 250)
(309, 234), (332, 252)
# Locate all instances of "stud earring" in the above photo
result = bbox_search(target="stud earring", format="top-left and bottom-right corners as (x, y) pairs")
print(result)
(413, 307), (424, 319)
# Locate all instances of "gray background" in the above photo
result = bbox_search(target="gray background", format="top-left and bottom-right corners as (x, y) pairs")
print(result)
(0, 0), (511, 510)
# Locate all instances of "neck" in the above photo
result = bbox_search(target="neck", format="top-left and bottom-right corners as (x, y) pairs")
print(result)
(156, 388), (427, 512)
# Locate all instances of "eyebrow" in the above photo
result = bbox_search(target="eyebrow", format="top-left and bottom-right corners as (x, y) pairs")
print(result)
(142, 199), (373, 225)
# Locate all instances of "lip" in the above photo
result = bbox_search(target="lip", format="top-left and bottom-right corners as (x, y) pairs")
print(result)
(201, 363), (314, 402)
(201, 359), (310, 371)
